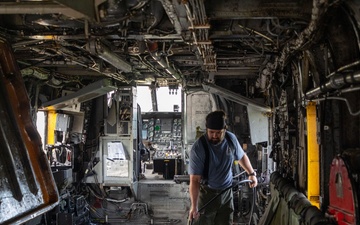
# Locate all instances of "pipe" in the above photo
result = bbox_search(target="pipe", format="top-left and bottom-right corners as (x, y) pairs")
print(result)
(88, 39), (132, 73)
(305, 71), (360, 98)
(311, 96), (360, 116)
(0, 2), (85, 19)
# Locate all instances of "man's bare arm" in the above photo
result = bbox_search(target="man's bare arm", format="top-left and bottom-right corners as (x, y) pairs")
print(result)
(188, 174), (202, 221)
(238, 154), (258, 188)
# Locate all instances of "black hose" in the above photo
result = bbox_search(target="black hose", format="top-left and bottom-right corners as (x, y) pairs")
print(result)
(247, 186), (256, 225)
(189, 179), (253, 225)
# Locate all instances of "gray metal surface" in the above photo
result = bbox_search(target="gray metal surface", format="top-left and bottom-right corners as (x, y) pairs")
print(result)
(184, 90), (216, 144)
(202, 83), (271, 112)
(42, 79), (117, 110)
(137, 180), (190, 225)
(0, 37), (59, 225)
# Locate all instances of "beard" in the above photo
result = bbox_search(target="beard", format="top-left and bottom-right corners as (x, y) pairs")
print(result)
(208, 132), (225, 145)
(208, 138), (221, 144)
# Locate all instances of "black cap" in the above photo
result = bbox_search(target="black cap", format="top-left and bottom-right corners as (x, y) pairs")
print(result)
(206, 111), (226, 130)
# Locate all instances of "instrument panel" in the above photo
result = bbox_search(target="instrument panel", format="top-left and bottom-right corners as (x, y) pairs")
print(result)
(141, 112), (182, 154)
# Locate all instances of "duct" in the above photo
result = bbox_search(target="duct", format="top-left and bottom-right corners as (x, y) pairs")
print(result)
(146, 0), (165, 33)
(158, 0), (183, 35)
(54, 0), (106, 21)
(0, 2), (86, 19)
(42, 79), (117, 110)
(202, 83), (271, 112)
(88, 39), (133, 73)
(305, 71), (360, 98)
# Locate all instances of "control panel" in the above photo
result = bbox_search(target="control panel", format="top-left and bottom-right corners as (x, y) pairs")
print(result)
(141, 112), (182, 158)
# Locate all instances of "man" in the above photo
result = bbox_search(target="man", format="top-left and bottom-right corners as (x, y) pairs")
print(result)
(188, 110), (258, 225)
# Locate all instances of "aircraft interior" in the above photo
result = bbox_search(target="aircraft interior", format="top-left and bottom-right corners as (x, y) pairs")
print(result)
(1, 0), (360, 225)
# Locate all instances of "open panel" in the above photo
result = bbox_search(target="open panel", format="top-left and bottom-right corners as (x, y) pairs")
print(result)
(0, 38), (59, 224)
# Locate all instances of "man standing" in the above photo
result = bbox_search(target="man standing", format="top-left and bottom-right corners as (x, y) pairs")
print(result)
(188, 110), (258, 225)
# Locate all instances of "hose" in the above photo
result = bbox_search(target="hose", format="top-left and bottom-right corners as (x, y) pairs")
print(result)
(189, 179), (254, 225)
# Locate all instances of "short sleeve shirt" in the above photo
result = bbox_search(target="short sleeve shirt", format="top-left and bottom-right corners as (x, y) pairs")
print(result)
(188, 131), (245, 190)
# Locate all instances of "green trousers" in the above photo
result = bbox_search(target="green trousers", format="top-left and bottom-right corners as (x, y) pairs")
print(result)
(191, 185), (234, 225)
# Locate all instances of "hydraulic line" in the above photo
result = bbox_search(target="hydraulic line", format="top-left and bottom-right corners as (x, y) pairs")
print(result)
(311, 96), (360, 116)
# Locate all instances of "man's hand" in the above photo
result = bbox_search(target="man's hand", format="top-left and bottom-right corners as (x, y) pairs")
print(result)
(188, 207), (200, 222)
(248, 175), (258, 188)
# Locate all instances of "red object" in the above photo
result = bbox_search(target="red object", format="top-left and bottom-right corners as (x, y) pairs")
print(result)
(328, 156), (358, 225)
(67, 150), (71, 161)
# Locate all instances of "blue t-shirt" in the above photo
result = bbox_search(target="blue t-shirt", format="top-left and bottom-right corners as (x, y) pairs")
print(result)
(188, 131), (245, 190)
